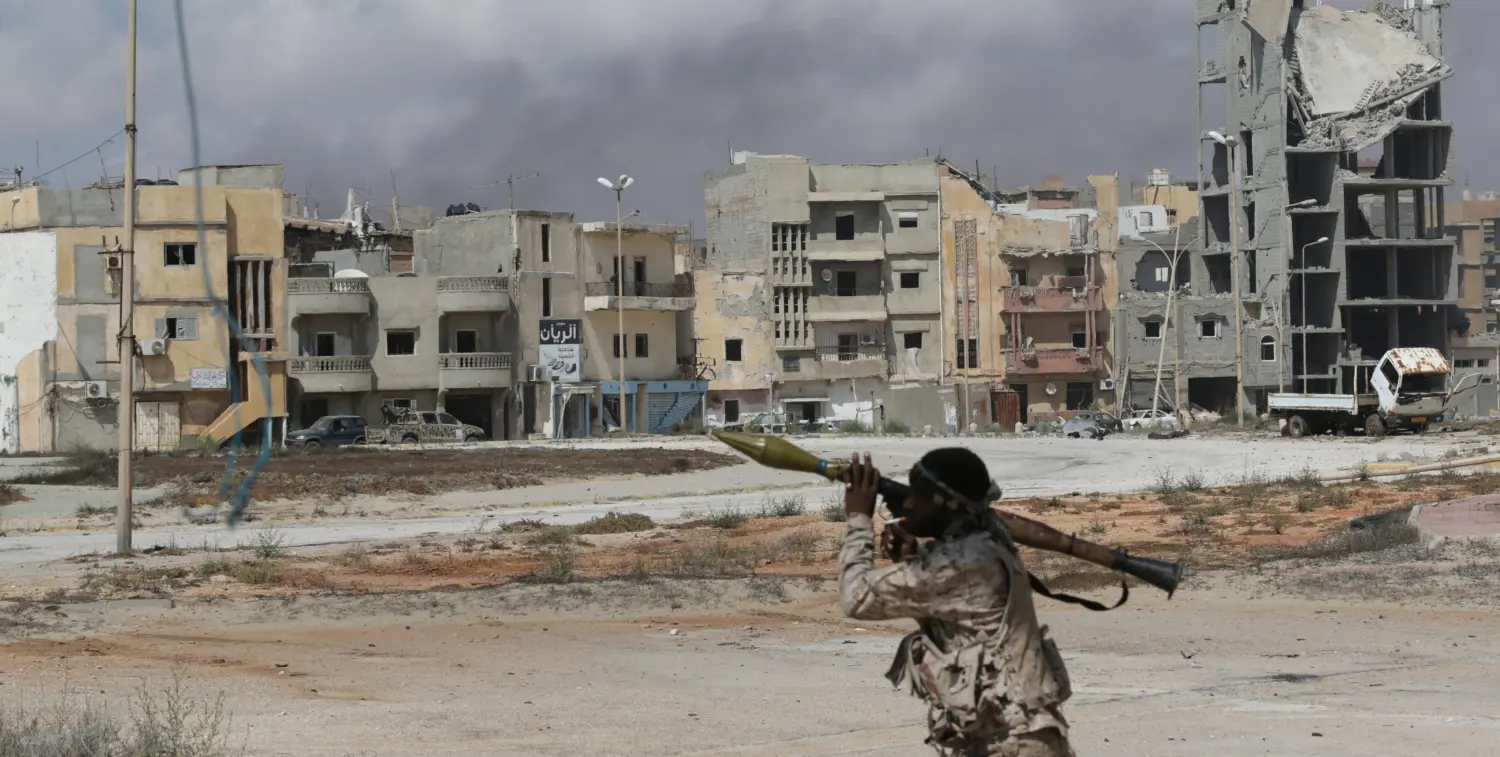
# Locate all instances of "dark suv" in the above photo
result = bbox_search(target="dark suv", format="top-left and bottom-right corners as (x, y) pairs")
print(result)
(287, 415), (368, 449)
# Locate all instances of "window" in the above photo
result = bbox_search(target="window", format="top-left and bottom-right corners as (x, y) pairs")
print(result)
(541, 223), (551, 262)
(633, 258), (647, 285)
(837, 333), (858, 360)
(1144, 321), (1162, 339)
(386, 330), (416, 355)
(164, 243), (196, 266)
(1260, 335), (1276, 362)
(898, 213), (918, 229)
(314, 332), (336, 356)
(421, 412), (440, 424)
(900, 272), (921, 289)
(1139, 211), (1154, 228)
(390, 398), (414, 410)
(613, 334), (628, 358)
(836, 270), (857, 296)
(782, 356), (801, 373)
(956, 338), (977, 369)
(1200, 319), (1221, 338)
(1071, 329), (1087, 349)
(903, 332), (923, 350)
(156, 316), (198, 340)
(634, 333), (649, 358)
(835, 213), (855, 241)
(724, 338), (742, 362)
(1065, 266), (1085, 278)
(723, 399), (741, 424)
(1455, 359), (1475, 368)
(1010, 269), (1028, 287)
(454, 330), (477, 353)
(1154, 266), (1169, 283)
(438, 412), (460, 426)
(541, 277), (552, 317)
(1066, 382), (1094, 411)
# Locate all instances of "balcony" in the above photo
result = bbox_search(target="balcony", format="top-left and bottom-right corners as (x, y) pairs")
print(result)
(1003, 346), (1106, 376)
(287, 278), (370, 316)
(1001, 282), (1103, 313)
(806, 239), (885, 262)
(288, 355), (373, 393)
(439, 352), (514, 389)
(584, 281), (694, 311)
(438, 276), (511, 312)
(808, 293), (886, 322)
(780, 346), (888, 381)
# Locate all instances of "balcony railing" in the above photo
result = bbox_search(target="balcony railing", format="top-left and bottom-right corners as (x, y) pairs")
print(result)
(438, 276), (509, 292)
(439, 352), (513, 370)
(289, 355), (372, 373)
(288, 278), (370, 295)
(1001, 283), (1103, 312)
(585, 281), (692, 298)
(1002, 346), (1105, 375)
(814, 345), (886, 362)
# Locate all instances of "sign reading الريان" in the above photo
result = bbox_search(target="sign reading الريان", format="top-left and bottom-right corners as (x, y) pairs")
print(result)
(190, 368), (229, 390)
(538, 319), (582, 382)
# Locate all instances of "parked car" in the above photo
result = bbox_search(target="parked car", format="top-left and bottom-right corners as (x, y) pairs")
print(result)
(369, 410), (486, 444)
(287, 415), (368, 449)
(1123, 408), (1178, 430)
(722, 411), (790, 434)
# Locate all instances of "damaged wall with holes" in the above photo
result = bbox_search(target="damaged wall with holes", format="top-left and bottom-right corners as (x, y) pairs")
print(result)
(1195, 0), (1458, 411)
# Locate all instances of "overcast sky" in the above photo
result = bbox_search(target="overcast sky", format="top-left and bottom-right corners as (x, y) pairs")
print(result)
(1, 0), (1494, 230)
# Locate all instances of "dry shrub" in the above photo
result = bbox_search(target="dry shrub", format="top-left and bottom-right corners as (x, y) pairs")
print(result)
(571, 512), (655, 535)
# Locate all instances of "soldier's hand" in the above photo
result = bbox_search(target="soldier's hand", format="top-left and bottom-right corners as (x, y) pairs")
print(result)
(843, 452), (879, 519)
(881, 520), (918, 562)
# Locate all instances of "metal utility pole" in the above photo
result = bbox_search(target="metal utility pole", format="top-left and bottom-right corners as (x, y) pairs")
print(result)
(478, 172), (540, 211)
(116, 0), (139, 555)
(597, 175), (634, 431)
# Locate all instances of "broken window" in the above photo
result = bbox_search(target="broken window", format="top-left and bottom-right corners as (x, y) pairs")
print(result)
(1261, 335), (1275, 362)
(1144, 320), (1162, 340)
(903, 332), (923, 350)
(454, 330), (477, 354)
(1200, 319), (1221, 338)
(1065, 266), (1085, 278)
(1066, 382), (1094, 411)
(898, 213), (918, 229)
(1010, 269), (1028, 287)
(1205, 256), (1232, 294)
(835, 213), (855, 241)
(723, 399), (740, 424)
(724, 339), (742, 362)
(155, 317), (198, 341)
(900, 272), (920, 289)
(836, 271), (857, 296)
(386, 330), (415, 355)
(164, 243), (196, 266)
(1067, 215), (1089, 246)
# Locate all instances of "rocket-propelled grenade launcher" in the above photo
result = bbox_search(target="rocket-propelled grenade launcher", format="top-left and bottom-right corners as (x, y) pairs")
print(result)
(712, 430), (1182, 606)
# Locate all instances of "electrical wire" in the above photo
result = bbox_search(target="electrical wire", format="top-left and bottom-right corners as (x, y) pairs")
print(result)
(173, 0), (271, 528)
(25, 129), (126, 185)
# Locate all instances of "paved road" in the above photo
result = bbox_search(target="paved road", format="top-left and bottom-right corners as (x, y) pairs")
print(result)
(0, 433), (1476, 577)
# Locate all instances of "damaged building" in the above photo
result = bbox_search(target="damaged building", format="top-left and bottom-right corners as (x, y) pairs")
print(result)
(697, 153), (946, 429)
(1135, 0), (1462, 417)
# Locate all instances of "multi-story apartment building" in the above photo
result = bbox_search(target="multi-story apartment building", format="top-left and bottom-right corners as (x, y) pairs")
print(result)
(0, 165), (289, 453)
(1183, 0), (1457, 419)
(285, 209), (702, 439)
(697, 152), (943, 429)
(940, 165), (1122, 428)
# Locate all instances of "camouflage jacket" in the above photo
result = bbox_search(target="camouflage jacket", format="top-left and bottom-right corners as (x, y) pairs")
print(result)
(839, 513), (1071, 750)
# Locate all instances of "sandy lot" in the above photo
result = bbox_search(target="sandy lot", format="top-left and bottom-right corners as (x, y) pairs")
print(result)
(6, 432), (1500, 755)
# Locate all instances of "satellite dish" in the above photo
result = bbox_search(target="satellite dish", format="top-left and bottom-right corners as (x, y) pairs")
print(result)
(820, 269), (833, 282)
(333, 269), (369, 278)
(1045, 382), (1058, 395)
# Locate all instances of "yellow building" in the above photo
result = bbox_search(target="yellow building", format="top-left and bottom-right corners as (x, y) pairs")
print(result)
(0, 166), (288, 453)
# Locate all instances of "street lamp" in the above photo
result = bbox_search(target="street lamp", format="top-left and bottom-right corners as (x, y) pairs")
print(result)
(1209, 130), (1247, 426)
(1299, 235), (1331, 393)
(598, 174), (634, 431)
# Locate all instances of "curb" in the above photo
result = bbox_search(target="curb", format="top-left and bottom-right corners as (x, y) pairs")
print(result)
(1406, 504), (1446, 550)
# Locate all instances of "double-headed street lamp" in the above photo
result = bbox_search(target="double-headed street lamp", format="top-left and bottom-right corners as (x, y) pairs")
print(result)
(597, 175), (634, 431)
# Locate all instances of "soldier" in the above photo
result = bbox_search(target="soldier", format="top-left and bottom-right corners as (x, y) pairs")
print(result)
(839, 448), (1074, 757)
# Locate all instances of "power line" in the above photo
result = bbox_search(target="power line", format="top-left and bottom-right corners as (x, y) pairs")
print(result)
(27, 128), (126, 185)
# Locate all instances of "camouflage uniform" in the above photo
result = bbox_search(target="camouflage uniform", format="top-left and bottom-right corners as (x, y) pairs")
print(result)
(840, 511), (1075, 757)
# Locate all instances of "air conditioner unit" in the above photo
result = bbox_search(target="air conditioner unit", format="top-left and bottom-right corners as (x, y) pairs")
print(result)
(1075, 347), (1090, 359)
(859, 334), (877, 346)
(138, 338), (169, 356)
(526, 364), (548, 382)
(105, 254), (122, 270)
(83, 380), (109, 399)
(1099, 377), (1116, 392)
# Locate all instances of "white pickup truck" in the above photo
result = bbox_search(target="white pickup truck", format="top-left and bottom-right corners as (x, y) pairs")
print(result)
(1268, 347), (1478, 438)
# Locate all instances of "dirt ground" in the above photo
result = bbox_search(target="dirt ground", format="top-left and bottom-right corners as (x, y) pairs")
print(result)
(7, 468), (1500, 755)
